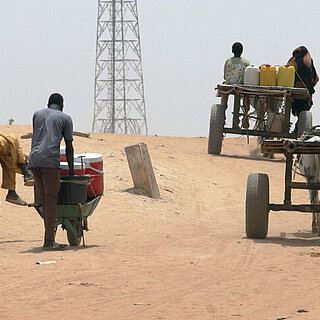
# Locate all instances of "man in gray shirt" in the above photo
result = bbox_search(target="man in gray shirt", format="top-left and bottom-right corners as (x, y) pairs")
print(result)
(29, 93), (74, 250)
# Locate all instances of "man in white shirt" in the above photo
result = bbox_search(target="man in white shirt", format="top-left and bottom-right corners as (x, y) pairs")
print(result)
(221, 42), (250, 108)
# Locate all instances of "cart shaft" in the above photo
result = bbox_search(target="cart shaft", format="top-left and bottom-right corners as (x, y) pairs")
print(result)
(270, 203), (320, 213)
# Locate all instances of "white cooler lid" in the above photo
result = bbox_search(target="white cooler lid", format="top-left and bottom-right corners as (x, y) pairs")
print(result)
(74, 153), (103, 163)
(59, 162), (83, 170)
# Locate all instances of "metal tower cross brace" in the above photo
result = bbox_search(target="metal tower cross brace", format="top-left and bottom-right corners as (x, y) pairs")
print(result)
(93, 0), (148, 134)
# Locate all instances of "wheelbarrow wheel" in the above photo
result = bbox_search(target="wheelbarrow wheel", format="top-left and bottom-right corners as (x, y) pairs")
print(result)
(297, 111), (312, 137)
(67, 219), (82, 246)
(208, 104), (225, 155)
(246, 173), (269, 239)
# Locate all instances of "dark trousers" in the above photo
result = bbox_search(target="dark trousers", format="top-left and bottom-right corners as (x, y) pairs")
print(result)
(292, 99), (311, 116)
(31, 168), (60, 242)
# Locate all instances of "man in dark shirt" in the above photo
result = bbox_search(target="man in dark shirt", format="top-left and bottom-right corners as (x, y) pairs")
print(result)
(29, 93), (74, 250)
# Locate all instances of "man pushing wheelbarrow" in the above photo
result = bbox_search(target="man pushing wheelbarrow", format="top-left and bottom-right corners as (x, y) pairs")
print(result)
(28, 93), (74, 251)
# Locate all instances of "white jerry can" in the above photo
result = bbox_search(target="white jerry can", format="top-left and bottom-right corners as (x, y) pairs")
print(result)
(244, 65), (260, 85)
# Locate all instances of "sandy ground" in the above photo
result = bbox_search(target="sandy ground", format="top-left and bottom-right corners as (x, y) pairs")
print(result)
(1, 125), (320, 320)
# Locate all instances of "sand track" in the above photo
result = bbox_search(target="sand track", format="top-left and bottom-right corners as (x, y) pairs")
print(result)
(1, 125), (320, 320)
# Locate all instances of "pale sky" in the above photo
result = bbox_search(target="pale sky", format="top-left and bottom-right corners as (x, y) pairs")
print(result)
(0, 0), (320, 137)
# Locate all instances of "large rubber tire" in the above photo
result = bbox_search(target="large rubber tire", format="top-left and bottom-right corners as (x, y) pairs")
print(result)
(208, 104), (225, 155)
(67, 219), (82, 246)
(297, 111), (312, 137)
(245, 173), (269, 239)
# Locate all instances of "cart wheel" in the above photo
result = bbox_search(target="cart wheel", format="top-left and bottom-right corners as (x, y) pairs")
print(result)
(208, 104), (225, 155)
(246, 173), (269, 239)
(67, 219), (82, 246)
(297, 111), (312, 137)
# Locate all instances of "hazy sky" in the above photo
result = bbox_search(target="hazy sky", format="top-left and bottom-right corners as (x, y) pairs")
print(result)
(1, 0), (320, 137)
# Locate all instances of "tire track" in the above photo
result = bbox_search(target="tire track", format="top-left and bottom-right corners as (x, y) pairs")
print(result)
(129, 240), (255, 317)
(242, 282), (320, 319)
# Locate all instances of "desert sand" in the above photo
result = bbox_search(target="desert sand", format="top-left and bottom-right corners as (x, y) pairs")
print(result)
(1, 125), (320, 320)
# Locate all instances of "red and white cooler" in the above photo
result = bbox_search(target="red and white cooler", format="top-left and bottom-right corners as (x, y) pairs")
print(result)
(60, 146), (66, 162)
(74, 153), (104, 197)
(59, 162), (84, 177)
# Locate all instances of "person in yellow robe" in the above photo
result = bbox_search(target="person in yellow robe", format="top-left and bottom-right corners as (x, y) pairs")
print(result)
(0, 133), (33, 205)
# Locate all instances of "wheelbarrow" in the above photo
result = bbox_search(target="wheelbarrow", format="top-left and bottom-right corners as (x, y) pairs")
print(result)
(30, 175), (102, 246)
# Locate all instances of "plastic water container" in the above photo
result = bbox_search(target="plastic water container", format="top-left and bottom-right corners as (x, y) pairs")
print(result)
(244, 65), (260, 85)
(277, 65), (295, 87)
(260, 65), (277, 86)
(60, 146), (66, 162)
(59, 162), (84, 176)
(74, 153), (104, 197)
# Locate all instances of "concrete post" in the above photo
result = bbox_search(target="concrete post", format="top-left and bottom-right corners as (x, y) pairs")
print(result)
(125, 142), (160, 199)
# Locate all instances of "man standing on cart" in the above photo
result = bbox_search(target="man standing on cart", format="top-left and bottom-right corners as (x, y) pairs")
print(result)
(287, 46), (319, 132)
(28, 93), (74, 251)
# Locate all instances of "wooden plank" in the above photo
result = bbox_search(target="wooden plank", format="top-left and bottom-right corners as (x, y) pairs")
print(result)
(284, 154), (293, 205)
(21, 132), (33, 139)
(223, 128), (295, 139)
(291, 182), (320, 190)
(73, 131), (90, 138)
(233, 95), (241, 129)
(21, 131), (90, 139)
(261, 140), (320, 154)
(284, 93), (292, 134)
(269, 203), (320, 213)
(216, 84), (309, 99)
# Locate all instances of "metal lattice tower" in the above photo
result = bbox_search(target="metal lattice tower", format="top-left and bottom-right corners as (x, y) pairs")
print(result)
(92, 0), (148, 134)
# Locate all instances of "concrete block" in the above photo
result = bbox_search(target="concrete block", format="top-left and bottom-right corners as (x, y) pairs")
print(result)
(125, 142), (160, 199)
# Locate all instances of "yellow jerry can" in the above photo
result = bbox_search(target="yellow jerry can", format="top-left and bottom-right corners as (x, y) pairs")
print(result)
(260, 64), (277, 86)
(277, 65), (295, 88)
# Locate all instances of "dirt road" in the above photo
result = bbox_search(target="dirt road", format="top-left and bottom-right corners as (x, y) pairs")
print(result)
(1, 125), (320, 320)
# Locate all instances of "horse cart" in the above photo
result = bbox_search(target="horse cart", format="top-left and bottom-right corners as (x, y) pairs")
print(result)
(30, 176), (102, 247)
(245, 138), (320, 239)
(208, 84), (312, 155)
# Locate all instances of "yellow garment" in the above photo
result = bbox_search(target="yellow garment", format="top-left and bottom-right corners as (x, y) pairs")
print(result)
(0, 133), (28, 190)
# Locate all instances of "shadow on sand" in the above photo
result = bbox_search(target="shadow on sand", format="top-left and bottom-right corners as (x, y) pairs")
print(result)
(0, 239), (41, 244)
(245, 231), (320, 247)
(123, 187), (149, 196)
(213, 153), (285, 163)
(0, 239), (25, 244)
(19, 244), (100, 254)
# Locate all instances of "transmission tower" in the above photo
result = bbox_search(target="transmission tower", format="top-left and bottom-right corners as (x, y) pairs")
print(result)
(93, 0), (148, 134)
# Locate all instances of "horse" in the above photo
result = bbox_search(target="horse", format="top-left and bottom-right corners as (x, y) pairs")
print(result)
(296, 135), (320, 235)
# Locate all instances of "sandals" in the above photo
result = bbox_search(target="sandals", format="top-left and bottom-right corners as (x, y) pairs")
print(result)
(5, 196), (28, 206)
(24, 173), (34, 186)
(24, 179), (34, 187)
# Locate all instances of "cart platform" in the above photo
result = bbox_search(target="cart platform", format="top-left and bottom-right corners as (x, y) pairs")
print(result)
(208, 84), (312, 155)
(216, 84), (309, 100)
